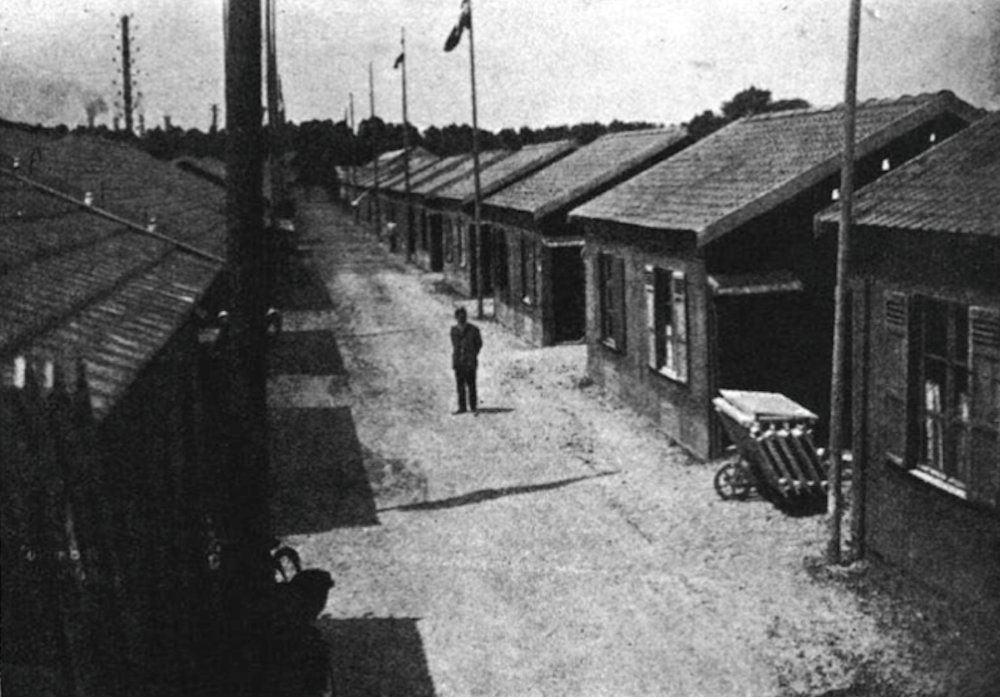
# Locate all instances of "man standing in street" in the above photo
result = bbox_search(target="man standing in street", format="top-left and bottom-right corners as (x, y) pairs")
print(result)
(450, 307), (482, 415)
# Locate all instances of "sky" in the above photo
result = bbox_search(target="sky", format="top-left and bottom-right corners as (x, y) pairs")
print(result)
(2, 0), (998, 133)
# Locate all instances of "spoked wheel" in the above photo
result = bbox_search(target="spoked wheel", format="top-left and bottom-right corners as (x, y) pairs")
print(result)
(714, 461), (752, 501)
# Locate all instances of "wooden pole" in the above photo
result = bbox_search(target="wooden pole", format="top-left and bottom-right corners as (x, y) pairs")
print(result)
(468, 0), (485, 319)
(826, 0), (862, 566)
(120, 16), (134, 135)
(224, 0), (269, 589)
(350, 92), (357, 193)
(370, 61), (381, 238)
(401, 28), (414, 262)
(265, 0), (283, 208)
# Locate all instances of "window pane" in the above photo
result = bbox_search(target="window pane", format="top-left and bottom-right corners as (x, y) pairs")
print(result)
(955, 305), (969, 364)
(924, 300), (948, 357)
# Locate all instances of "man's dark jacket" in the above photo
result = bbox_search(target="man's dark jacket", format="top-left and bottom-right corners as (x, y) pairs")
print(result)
(451, 322), (482, 371)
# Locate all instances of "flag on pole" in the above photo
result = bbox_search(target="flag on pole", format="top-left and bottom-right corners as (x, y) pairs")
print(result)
(443, 0), (471, 52)
(394, 52), (405, 69)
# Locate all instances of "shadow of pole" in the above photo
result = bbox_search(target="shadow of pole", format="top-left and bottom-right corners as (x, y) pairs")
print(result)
(379, 471), (618, 513)
(318, 617), (436, 697)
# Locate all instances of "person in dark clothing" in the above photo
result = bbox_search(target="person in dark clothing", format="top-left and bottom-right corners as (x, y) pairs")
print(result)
(450, 307), (483, 414)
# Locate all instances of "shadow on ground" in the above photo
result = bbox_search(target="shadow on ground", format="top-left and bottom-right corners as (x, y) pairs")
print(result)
(272, 251), (334, 312)
(270, 406), (379, 535)
(469, 407), (513, 415)
(319, 617), (436, 697)
(381, 471), (618, 513)
(268, 330), (346, 376)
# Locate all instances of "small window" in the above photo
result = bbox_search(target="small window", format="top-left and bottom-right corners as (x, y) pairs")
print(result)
(598, 253), (626, 351)
(645, 266), (689, 383)
(520, 235), (538, 305)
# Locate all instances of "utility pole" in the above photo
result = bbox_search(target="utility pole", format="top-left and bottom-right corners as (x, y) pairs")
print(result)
(400, 28), (413, 262)
(265, 0), (285, 209)
(119, 15), (134, 134)
(827, 0), (862, 566)
(224, 0), (269, 597)
(210, 103), (220, 134)
(369, 61), (381, 239)
(467, 0), (485, 319)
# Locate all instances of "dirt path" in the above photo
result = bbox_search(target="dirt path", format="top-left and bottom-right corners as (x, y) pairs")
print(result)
(267, 194), (995, 697)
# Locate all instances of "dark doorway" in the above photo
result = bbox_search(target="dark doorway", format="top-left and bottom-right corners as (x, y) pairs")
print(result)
(429, 214), (444, 271)
(471, 224), (494, 296)
(714, 291), (833, 445)
(551, 244), (586, 343)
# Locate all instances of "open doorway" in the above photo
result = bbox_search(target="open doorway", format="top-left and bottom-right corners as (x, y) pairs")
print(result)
(551, 244), (585, 343)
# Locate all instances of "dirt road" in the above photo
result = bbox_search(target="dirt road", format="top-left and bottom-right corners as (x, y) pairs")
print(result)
(266, 193), (996, 697)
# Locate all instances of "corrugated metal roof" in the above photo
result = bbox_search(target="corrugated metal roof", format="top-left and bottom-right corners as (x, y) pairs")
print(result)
(417, 150), (512, 199)
(434, 140), (578, 207)
(353, 146), (435, 187)
(17, 134), (228, 256)
(381, 153), (469, 194)
(815, 110), (1000, 238)
(1, 128), (226, 419)
(367, 151), (439, 190)
(485, 128), (688, 220)
(570, 91), (981, 246)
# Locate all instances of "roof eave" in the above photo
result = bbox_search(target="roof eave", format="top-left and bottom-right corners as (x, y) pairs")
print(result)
(699, 94), (979, 247)
(460, 141), (579, 208)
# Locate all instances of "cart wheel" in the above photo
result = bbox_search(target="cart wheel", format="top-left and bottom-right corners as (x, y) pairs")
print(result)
(714, 461), (752, 501)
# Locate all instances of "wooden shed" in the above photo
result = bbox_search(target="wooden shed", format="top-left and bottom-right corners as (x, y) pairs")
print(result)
(1, 127), (231, 691)
(482, 129), (689, 346)
(569, 92), (981, 459)
(430, 141), (577, 297)
(814, 111), (1000, 603)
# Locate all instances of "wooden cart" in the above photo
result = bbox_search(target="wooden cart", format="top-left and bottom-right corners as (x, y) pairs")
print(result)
(712, 390), (828, 510)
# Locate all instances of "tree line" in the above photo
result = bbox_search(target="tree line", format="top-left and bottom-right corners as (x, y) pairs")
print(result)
(5, 86), (808, 192)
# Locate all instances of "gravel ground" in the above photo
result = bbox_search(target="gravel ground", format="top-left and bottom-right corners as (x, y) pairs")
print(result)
(267, 191), (999, 697)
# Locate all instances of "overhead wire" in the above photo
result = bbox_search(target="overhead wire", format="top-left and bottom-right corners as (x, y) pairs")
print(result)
(1, 166), (225, 265)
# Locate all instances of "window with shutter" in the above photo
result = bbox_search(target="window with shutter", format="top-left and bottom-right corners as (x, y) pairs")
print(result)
(666, 270), (689, 383)
(882, 291), (911, 466)
(458, 222), (467, 268)
(520, 235), (536, 305)
(444, 218), (454, 263)
(642, 266), (688, 383)
(917, 299), (972, 485)
(968, 305), (1000, 507)
(645, 266), (658, 370)
(598, 253), (626, 351)
(495, 229), (510, 302)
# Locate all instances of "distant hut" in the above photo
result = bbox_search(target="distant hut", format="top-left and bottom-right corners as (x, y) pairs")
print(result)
(407, 150), (511, 272)
(431, 141), (577, 298)
(378, 153), (476, 263)
(569, 92), (981, 459)
(370, 149), (438, 252)
(814, 111), (1000, 602)
(482, 129), (689, 346)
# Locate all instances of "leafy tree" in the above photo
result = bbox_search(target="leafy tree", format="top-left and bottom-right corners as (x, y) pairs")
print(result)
(684, 87), (810, 143)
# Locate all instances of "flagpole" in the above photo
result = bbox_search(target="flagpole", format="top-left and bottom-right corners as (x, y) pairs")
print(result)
(826, 0), (861, 566)
(369, 61), (381, 239)
(401, 27), (413, 262)
(468, 0), (484, 319)
(349, 92), (357, 214)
